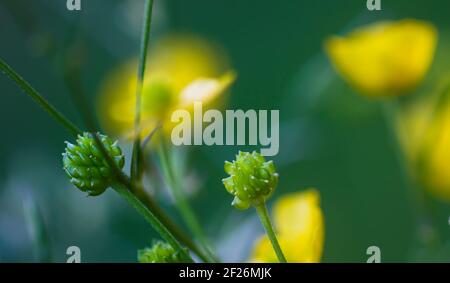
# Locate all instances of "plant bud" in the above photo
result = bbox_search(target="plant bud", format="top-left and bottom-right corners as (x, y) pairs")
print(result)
(138, 241), (188, 263)
(62, 132), (125, 196)
(222, 151), (278, 210)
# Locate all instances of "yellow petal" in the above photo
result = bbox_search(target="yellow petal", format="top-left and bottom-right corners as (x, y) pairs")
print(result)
(149, 34), (230, 92)
(325, 19), (437, 97)
(398, 86), (450, 201)
(250, 236), (278, 263)
(249, 189), (324, 263)
(179, 71), (236, 107)
(425, 110), (450, 199)
(396, 98), (434, 163)
(97, 34), (230, 138)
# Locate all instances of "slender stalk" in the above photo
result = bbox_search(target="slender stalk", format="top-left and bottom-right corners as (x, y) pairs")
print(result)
(131, 0), (154, 183)
(0, 55), (208, 262)
(0, 58), (81, 136)
(112, 182), (194, 263)
(133, 184), (211, 262)
(380, 100), (439, 247)
(157, 139), (218, 262)
(255, 204), (287, 263)
(91, 133), (209, 261)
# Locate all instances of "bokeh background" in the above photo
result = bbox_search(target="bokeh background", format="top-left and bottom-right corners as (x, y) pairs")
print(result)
(1, 0), (450, 262)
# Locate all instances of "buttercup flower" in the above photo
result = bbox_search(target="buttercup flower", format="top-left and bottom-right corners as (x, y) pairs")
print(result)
(222, 151), (279, 210)
(138, 241), (189, 263)
(397, 86), (450, 201)
(179, 73), (236, 108)
(250, 189), (324, 263)
(325, 19), (437, 97)
(98, 34), (235, 139)
(62, 132), (125, 196)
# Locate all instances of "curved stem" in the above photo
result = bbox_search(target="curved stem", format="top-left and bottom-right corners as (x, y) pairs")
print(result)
(133, 186), (211, 262)
(0, 58), (81, 137)
(0, 55), (205, 262)
(157, 139), (218, 262)
(255, 204), (287, 263)
(112, 182), (193, 263)
(94, 137), (209, 262)
(90, 132), (209, 261)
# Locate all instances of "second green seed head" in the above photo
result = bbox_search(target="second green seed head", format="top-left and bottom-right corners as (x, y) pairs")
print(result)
(222, 151), (278, 210)
(138, 241), (189, 263)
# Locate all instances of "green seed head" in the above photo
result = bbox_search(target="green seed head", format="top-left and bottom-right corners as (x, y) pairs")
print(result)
(138, 241), (188, 263)
(222, 151), (278, 210)
(62, 132), (125, 196)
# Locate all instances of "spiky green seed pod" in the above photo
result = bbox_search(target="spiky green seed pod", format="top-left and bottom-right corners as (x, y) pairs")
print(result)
(138, 241), (189, 263)
(222, 151), (278, 210)
(62, 132), (125, 196)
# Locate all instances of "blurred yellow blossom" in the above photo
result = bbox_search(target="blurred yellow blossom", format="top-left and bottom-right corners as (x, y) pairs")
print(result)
(250, 189), (324, 263)
(397, 85), (450, 201)
(179, 72), (236, 110)
(325, 19), (437, 97)
(97, 34), (234, 139)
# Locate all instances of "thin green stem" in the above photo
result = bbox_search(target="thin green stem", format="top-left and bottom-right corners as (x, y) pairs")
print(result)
(0, 57), (81, 137)
(380, 100), (439, 247)
(61, 51), (210, 261)
(112, 182), (194, 263)
(90, 133), (208, 261)
(131, 0), (154, 183)
(0, 56), (206, 262)
(132, 187), (211, 262)
(255, 204), (287, 263)
(157, 139), (218, 262)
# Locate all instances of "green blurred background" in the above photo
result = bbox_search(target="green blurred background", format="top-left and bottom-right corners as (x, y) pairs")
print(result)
(1, 0), (450, 262)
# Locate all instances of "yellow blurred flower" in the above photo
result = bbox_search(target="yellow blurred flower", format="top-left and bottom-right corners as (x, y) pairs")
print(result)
(250, 189), (324, 263)
(397, 86), (450, 201)
(97, 34), (235, 138)
(179, 72), (236, 109)
(325, 19), (437, 97)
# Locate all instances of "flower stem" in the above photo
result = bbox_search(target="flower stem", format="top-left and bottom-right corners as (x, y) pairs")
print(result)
(0, 55), (206, 262)
(91, 133), (210, 262)
(131, 0), (154, 183)
(132, 187), (211, 262)
(112, 182), (194, 263)
(157, 139), (219, 262)
(380, 100), (439, 247)
(255, 203), (287, 263)
(0, 57), (81, 137)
